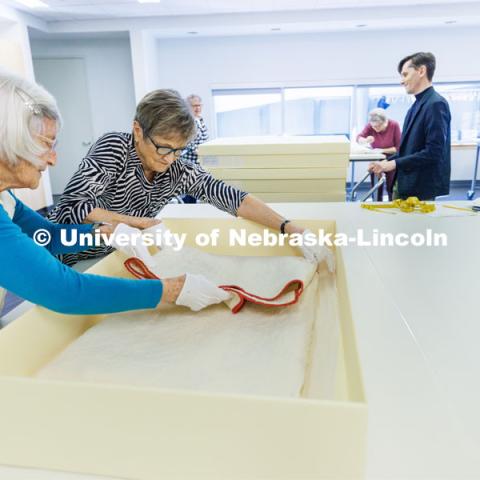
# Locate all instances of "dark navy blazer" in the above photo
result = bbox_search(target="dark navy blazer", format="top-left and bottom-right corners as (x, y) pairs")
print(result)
(393, 86), (451, 199)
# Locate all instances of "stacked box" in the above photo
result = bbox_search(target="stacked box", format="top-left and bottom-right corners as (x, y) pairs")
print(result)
(198, 135), (350, 202)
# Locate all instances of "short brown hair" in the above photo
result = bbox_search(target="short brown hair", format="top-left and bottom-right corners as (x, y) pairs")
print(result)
(398, 52), (436, 81)
(135, 89), (196, 143)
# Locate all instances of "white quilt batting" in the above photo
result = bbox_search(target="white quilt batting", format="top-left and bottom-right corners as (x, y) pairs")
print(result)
(39, 248), (339, 398)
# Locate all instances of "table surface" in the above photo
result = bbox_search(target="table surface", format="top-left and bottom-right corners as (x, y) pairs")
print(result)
(451, 141), (479, 148)
(2, 201), (480, 480)
(349, 152), (386, 161)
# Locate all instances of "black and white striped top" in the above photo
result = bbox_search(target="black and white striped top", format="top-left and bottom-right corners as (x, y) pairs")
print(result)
(181, 116), (209, 164)
(48, 132), (247, 265)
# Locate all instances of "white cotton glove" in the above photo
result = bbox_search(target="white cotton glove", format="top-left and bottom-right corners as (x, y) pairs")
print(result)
(142, 222), (180, 250)
(299, 229), (336, 273)
(175, 273), (231, 312)
(111, 223), (156, 267)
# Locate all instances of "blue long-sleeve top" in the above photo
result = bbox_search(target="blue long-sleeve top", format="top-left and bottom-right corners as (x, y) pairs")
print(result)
(0, 192), (163, 315)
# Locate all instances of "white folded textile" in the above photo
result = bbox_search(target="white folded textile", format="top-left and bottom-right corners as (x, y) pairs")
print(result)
(39, 249), (337, 398)
(148, 247), (317, 313)
(350, 142), (373, 154)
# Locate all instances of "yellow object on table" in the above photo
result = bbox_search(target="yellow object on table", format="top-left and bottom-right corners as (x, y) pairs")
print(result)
(361, 197), (436, 214)
(443, 204), (474, 213)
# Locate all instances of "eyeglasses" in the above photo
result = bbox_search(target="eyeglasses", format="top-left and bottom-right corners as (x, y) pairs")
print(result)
(37, 134), (58, 153)
(146, 134), (185, 159)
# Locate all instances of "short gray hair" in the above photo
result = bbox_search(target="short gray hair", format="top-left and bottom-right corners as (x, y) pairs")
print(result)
(368, 108), (388, 125)
(0, 68), (61, 168)
(135, 89), (196, 143)
(186, 94), (202, 104)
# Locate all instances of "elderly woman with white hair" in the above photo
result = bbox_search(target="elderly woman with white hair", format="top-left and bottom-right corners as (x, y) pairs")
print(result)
(0, 71), (333, 317)
(182, 93), (208, 165)
(357, 108), (401, 201)
(0, 70), (232, 316)
(180, 93), (209, 203)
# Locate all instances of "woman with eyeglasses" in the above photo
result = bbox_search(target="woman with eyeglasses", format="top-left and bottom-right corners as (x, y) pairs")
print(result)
(0, 71), (237, 316)
(48, 89), (334, 272)
(357, 108), (401, 201)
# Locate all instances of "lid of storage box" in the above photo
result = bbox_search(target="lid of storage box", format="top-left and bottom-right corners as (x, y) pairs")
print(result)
(198, 135), (349, 156)
(205, 167), (346, 180)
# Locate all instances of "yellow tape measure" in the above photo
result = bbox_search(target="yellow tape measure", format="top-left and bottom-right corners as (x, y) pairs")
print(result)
(361, 197), (436, 213)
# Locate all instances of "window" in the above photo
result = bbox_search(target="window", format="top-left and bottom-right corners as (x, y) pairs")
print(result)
(353, 85), (413, 138)
(213, 82), (480, 142)
(436, 83), (480, 141)
(213, 88), (282, 137)
(284, 86), (352, 136)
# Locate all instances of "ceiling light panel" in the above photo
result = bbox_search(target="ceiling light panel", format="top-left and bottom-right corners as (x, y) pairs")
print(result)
(16, 0), (49, 7)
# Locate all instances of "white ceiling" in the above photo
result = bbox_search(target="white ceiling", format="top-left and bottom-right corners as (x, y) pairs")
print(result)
(6, 0), (480, 22)
(4, 0), (480, 39)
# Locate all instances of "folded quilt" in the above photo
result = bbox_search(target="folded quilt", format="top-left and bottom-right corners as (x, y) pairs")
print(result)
(38, 250), (324, 397)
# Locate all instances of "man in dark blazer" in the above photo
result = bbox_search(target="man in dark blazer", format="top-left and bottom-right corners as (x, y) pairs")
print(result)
(369, 52), (451, 200)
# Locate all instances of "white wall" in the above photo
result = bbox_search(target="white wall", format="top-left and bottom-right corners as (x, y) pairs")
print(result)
(129, 30), (158, 103)
(30, 37), (136, 139)
(0, 6), (53, 209)
(154, 26), (480, 181)
(155, 26), (480, 129)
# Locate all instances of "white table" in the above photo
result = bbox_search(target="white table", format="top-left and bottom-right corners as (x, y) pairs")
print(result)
(2, 201), (480, 480)
(349, 152), (386, 201)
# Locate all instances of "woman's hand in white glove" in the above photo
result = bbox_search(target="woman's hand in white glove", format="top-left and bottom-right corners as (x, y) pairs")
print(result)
(161, 274), (231, 311)
(299, 229), (336, 273)
(111, 223), (156, 267)
(142, 221), (180, 250)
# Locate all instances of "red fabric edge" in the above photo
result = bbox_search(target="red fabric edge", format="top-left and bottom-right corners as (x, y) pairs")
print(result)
(124, 258), (159, 280)
(219, 280), (305, 314)
(124, 258), (306, 315)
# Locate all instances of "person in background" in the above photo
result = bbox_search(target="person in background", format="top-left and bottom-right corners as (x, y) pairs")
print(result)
(180, 94), (209, 204)
(357, 108), (401, 201)
(0, 69), (230, 317)
(369, 52), (451, 200)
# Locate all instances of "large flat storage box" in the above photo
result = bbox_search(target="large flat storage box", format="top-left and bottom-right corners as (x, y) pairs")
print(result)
(198, 135), (349, 202)
(0, 218), (367, 480)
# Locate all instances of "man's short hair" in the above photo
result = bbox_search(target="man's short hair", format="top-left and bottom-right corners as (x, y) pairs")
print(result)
(398, 52), (436, 81)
